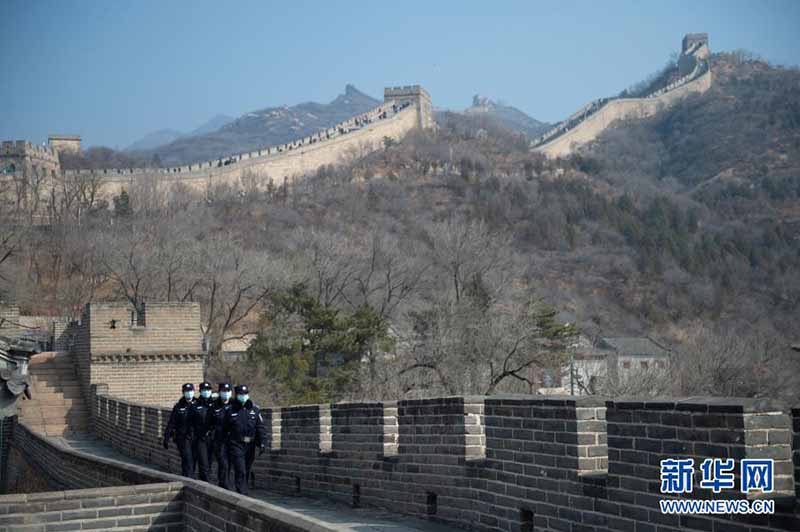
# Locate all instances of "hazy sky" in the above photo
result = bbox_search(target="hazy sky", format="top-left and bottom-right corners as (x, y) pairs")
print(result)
(2, 0), (798, 149)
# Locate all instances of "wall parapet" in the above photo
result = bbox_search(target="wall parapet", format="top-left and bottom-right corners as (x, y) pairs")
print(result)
(7, 418), (344, 531)
(86, 389), (800, 531)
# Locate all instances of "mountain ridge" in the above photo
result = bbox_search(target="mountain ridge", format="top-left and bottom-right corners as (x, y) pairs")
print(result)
(140, 85), (380, 166)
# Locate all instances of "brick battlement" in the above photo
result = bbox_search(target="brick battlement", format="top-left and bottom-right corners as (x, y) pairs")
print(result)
(72, 302), (205, 407)
(84, 391), (800, 531)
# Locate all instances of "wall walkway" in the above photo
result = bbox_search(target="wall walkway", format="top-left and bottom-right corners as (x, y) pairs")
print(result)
(86, 392), (800, 531)
(4, 421), (461, 531)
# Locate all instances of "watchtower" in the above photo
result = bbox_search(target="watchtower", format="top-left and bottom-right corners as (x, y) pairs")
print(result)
(48, 134), (82, 155)
(384, 85), (434, 130)
(679, 32), (710, 76)
(682, 33), (709, 54)
(0, 140), (60, 177)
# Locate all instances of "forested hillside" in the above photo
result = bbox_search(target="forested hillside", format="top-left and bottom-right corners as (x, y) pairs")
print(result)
(2, 53), (798, 405)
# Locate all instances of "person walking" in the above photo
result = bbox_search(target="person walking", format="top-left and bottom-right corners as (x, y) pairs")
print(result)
(211, 382), (234, 489)
(190, 381), (215, 481)
(224, 384), (266, 495)
(163, 383), (196, 478)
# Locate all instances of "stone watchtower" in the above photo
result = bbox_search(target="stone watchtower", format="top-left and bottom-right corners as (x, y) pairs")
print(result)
(679, 32), (710, 76)
(0, 140), (60, 177)
(47, 134), (81, 155)
(72, 302), (205, 407)
(384, 85), (434, 130)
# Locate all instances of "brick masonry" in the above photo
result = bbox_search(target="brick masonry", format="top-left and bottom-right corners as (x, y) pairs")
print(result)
(84, 390), (800, 531)
(0, 304), (20, 339)
(5, 417), (350, 531)
(73, 302), (204, 407)
(0, 482), (184, 532)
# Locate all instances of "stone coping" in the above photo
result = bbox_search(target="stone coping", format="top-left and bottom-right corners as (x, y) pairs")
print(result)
(0, 481), (183, 504)
(97, 391), (796, 414)
(606, 396), (789, 413)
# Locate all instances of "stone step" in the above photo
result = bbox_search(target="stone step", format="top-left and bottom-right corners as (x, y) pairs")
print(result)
(28, 369), (77, 378)
(27, 388), (84, 400)
(19, 398), (86, 412)
(30, 383), (82, 393)
(29, 358), (75, 371)
(19, 396), (81, 408)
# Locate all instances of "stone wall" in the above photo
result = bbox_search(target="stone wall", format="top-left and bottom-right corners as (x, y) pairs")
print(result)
(0, 141), (60, 177)
(88, 390), (800, 531)
(92, 103), (420, 200)
(0, 303), (20, 339)
(535, 68), (713, 158)
(7, 421), (167, 491)
(1, 87), (430, 217)
(6, 418), (350, 531)
(793, 406), (800, 498)
(0, 482), (184, 532)
(73, 302), (204, 407)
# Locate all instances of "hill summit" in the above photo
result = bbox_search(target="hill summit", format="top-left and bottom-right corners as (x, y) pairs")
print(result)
(463, 94), (550, 137)
(143, 84), (381, 166)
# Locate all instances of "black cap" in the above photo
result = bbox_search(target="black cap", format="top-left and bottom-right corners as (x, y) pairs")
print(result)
(218, 382), (232, 392)
(234, 384), (249, 395)
(199, 381), (212, 391)
(182, 383), (194, 392)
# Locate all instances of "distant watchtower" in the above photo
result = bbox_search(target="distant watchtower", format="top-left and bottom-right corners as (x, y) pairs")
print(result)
(679, 33), (710, 75)
(48, 134), (82, 155)
(384, 85), (434, 130)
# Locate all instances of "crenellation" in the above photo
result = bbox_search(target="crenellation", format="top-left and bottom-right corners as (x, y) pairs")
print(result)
(2, 89), (429, 209)
(59, 390), (800, 530)
(534, 34), (712, 157)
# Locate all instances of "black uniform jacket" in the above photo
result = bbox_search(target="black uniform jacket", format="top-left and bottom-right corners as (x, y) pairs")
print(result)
(210, 398), (233, 444)
(223, 399), (268, 447)
(164, 397), (196, 442)
(189, 396), (215, 439)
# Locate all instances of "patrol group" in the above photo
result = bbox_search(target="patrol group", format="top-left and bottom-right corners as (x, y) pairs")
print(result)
(162, 382), (267, 495)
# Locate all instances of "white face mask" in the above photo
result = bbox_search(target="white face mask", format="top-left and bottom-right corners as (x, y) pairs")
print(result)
(183, 391), (194, 400)
(200, 389), (212, 399)
(220, 391), (232, 401)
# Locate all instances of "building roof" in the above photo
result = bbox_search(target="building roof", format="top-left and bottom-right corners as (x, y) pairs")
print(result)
(222, 334), (257, 354)
(598, 336), (670, 357)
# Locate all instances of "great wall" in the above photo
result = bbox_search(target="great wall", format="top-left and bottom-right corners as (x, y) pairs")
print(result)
(2, 34), (713, 210)
(0, 86), (433, 203)
(531, 33), (712, 158)
(3, 33), (797, 532)
(0, 300), (798, 531)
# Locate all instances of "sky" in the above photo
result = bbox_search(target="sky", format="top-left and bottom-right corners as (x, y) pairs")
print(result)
(2, 0), (799, 149)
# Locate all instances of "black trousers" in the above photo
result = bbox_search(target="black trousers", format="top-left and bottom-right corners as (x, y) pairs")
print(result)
(214, 440), (231, 489)
(245, 443), (256, 487)
(175, 436), (194, 478)
(192, 436), (213, 482)
(229, 441), (255, 495)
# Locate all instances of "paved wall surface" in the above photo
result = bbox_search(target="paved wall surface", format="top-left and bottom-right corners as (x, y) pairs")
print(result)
(5, 418), (407, 532)
(88, 391), (800, 531)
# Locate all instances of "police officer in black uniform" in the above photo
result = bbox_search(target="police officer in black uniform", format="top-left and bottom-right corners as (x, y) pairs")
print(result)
(189, 381), (215, 481)
(210, 382), (234, 489)
(224, 384), (267, 495)
(163, 383), (196, 478)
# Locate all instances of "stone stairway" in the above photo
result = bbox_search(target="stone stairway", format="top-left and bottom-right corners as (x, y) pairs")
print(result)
(18, 351), (89, 436)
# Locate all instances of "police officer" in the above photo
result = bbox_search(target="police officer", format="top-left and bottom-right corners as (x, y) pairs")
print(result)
(163, 383), (196, 478)
(190, 381), (215, 481)
(210, 382), (234, 489)
(224, 384), (267, 495)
